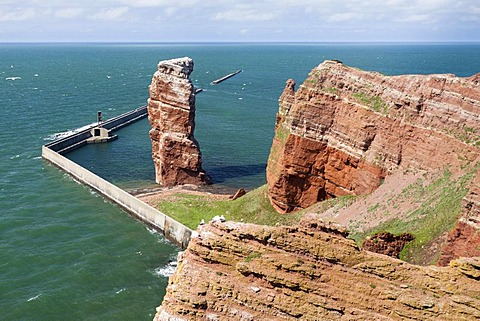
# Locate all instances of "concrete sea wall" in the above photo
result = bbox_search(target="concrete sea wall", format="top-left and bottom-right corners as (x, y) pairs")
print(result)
(45, 106), (148, 154)
(42, 106), (192, 249)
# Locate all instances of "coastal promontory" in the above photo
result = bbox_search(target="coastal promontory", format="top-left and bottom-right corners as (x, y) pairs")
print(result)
(267, 60), (480, 264)
(267, 60), (479, 213)
(152, 61), (480, 320)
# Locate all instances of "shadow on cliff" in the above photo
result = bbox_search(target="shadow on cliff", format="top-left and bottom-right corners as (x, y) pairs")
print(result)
(206, 163), (267, 184)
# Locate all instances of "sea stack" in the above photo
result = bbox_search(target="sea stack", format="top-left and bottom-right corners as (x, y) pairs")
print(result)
(148, 57), (208, 186)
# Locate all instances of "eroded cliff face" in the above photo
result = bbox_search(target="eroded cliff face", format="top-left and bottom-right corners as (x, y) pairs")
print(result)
(154, 218), (480, 320)
(267, 60), (480, 213)
(266, 60), (480, 264)
(148, 57), (208, 186)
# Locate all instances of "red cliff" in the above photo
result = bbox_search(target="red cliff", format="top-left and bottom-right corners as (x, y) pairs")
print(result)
(151, 62), (480, 320)
(267, 60), (479, 213)
(154, 219), (480, 320)
(148, 57), (208, 186)
(266, 60), (480, 264)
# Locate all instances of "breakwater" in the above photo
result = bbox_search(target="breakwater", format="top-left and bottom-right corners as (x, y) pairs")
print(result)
(42, 106), (192, 249)
(211, 69), (243, 85)
(45, 105), (148, 154)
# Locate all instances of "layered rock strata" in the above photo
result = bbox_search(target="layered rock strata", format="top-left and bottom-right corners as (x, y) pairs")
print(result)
(155, 218), (480, 320)
(267, 60), (480, 213)
(148, 57), (208, 186)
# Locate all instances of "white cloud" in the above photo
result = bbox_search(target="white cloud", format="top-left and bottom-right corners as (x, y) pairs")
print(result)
(328, 12), (362, 22)
(54, 8), (84, 19)
(88, 6), (129, 21)
(163, 7), (177, 17)
(397, 14), (433, 23)
(117, 0), (199, 7)
(0, 0), (478, 42)
(117, 0), (168, 7)
(0, 8), (36, 21)
(213, 9), (278, 22)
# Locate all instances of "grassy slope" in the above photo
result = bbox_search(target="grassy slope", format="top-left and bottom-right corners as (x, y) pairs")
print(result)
(155, 185), (303, 230)
(154, 166), (477, 265)
(349, 168), (477, 264)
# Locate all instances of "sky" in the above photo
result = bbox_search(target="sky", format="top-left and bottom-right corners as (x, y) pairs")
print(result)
(0, 0), (479, 42)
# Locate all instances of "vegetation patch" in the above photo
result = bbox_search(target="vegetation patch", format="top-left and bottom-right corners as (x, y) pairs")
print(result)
(327, 87), (339, 95)
(245, 252), (262, 262)
(274, 125), (290, 142)
(305, 70), (321, 84)
(155, 185), (302, 230)
(352, 92), (388, 114)
(303, 194), (358, 215)
(446, 126), (480, 146)
(350, 167), (477, 264)
(155, 185), (359, 231)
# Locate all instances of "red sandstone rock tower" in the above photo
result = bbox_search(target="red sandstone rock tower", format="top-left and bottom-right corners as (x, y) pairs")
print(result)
(148, 57), (208, 186)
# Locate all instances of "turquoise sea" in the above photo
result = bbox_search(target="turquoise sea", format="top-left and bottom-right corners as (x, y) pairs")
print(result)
(1, 43), (479, 320)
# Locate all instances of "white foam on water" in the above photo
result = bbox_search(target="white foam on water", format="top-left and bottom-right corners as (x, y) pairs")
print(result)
(27, 294), (42, 302)
(153, 262), (177, 278)
(115, 288), (126, 294)
(145, 226), (158, 236)
(5, 76), (21, 81)
(145, 226), (173, 245)
(43, 122), (98, 141)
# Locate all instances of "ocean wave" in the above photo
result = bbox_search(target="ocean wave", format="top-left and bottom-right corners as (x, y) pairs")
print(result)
(153, 261), (177, 278)
(145, 226), (158, 236)
(145, 226), (174, 245)
(27, 293), (42, 302)
(43, 122), (98, 141)
(5, 76), (21, 81)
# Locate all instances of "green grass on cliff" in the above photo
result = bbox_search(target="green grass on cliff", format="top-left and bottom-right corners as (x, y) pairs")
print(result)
(350, 167), (477, 265)
(155, 185), (303, 230)
(352, 92), (388, 114)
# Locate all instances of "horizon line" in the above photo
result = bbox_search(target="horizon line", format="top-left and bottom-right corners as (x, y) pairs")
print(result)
(1, 41), (480, 45)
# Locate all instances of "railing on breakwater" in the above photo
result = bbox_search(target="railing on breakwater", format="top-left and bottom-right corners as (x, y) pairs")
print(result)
(45, 105), (148, 154)
(42, 106), (193, 249)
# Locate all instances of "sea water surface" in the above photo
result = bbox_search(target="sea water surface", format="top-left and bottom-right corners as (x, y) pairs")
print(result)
(1, 43), (479, 320)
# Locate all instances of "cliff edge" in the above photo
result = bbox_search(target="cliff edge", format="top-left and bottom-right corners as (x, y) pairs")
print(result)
(148, 57), (208, 186)
(266, 60), (480, 264)
(152, 62), (480, 320)
(154, 218), (480, 320)
(267, 60), (479, 213)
